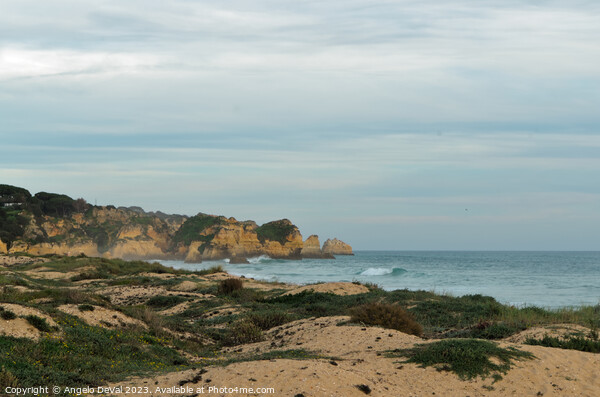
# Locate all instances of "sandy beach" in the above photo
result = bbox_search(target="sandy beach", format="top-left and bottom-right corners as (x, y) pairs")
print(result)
(1, 254), (599, 396)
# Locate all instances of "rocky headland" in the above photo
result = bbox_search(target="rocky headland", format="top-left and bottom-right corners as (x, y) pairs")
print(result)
(0, 184), (352, 262)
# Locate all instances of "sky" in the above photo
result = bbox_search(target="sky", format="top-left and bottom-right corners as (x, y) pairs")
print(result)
(1, 0), (600, 250)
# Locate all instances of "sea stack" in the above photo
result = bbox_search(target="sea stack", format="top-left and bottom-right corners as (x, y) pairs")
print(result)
(322, 238), (354, 256)
(301, 235), (334, 259)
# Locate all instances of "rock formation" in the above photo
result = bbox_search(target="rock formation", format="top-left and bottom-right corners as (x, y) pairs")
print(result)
(0, 184), (353, 263)
(300, 235), (334, 259)
(322, 238), (354, 256)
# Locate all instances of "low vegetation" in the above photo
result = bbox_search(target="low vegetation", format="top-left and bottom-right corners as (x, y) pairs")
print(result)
(526, 335), (600, 353)
(172, 214), (225, 245)
(218, 278), (244, 294)
(349, 302), (423, 336)
(390, 339), (534, 380)
(1, 254), (598, 393)
(255, 219), (296, 244)
(24, 315), (54, 333)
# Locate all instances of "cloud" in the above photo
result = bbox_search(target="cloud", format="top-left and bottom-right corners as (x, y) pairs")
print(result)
(0, 48), (160, 80)
(2, 1), (600, 249)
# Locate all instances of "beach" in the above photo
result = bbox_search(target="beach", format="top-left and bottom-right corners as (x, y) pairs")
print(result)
(1, 254), (599, 396)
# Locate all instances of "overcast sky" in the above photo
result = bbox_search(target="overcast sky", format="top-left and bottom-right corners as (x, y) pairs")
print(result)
(1, 0), (600, 250)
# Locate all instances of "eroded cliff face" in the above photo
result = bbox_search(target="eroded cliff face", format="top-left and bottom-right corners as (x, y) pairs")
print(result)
(1, 185), (352, 262)
(300, 235), (334, 259)
(7, 206), (185, 261)
(322, 238), (354, 255)
(181, 217), (305, 262)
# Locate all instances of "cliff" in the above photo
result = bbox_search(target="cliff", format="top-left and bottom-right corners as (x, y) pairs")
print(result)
(300, 235), (334, 259)
(322, 238), (354, 255)
(0, 184), (352, 262)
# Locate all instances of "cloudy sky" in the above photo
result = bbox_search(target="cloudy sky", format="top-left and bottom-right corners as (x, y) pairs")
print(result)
(1, 0), (600, 250)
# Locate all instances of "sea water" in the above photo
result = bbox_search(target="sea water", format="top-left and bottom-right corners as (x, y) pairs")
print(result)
(158, 251), (600, 309)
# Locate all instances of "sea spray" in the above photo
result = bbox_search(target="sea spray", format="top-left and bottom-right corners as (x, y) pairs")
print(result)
(360, 267), (407, 276)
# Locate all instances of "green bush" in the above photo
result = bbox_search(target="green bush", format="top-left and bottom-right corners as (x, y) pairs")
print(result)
(350, 302), (423, 336)
(219, 278), (244, 295)
(24, 315), (53, 333)
(224, 320), (264, 346)
(0, 309), (17, 320)
(390, 339), (534, 380)
(246, 310), (295, 330)
(78, 304), (95, 312)
(146, 295), (187, 309)
(526, 335), (600, 353)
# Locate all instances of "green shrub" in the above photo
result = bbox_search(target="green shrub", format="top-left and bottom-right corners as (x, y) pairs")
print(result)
(350, 302), (423, 336)
(526, 335), (600, 353)
(78, 304), (95, 312)
(0, 309), (17, 320)
(24, 315), (53, 333)
(246, 310), (295, 330)
(146, 295), (187, 309)
(224, 320), (264, 346)
(219, 278), (244, 295)
(391, 339), (534, 380)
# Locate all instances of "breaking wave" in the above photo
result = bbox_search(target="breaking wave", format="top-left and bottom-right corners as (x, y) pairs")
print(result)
(360, 267), (407, 276)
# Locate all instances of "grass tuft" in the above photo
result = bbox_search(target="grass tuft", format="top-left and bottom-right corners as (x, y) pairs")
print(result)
(146, 295), (187, 309)
(224, 320), (264, 346)
(196, 265), (224, 275)
(245, 310), (296, 330)
(350, 302), (423, 336)
(219, 278), (244, 295)
(24, 315), (53, 333)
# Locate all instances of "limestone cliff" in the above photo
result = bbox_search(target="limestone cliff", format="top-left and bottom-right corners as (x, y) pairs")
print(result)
(179, 216), (305, 262)
(322, 238), (354, 256)
(300, 235), (334, 259)
(0, 184), (352, 262)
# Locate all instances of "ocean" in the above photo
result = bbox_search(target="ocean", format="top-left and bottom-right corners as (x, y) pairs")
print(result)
(158, 251), (600, 309)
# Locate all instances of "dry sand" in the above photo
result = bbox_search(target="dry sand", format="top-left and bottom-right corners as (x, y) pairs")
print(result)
(0, 303), (58, 340)
(505, 323), (593, 344)
(104, 315), (600, 397)
(0, 254), (49, 267)
(57, 304), (147, 329)
(283, 282), (370, 296)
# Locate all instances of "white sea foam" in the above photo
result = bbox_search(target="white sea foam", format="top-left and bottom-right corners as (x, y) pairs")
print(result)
(361, 267), (392, 276)
(360, 267), (406, 276)
(248, 255), (271, 264)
